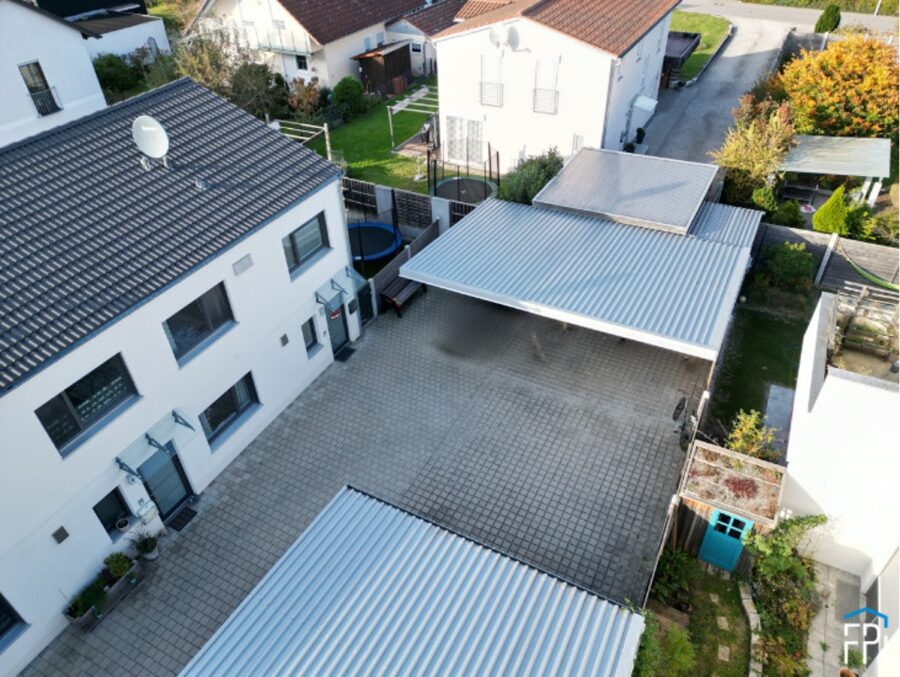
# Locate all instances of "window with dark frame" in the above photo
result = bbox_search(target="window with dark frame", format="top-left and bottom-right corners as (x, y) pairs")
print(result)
(296, 54), (308, 70)
(301, 318), (318, 352)
(199, 374), (258, 443)
(163, 283), (233, 359)
(18, 61), (59, 116)
(93, 488), (130, 534)
(0, 595), (24, 643)
(35, 355), (137, 450)
(282, 213), (329, 272)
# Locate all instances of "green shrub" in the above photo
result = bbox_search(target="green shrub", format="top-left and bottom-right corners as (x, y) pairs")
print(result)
(93, 54), (142, 94)
(815, 4), (841, 32)
(333, 76), (365, 117)
(745, 515), (827, 673)
(726, 409), (780, 461)
(144, 53), (177, 89)
(813, 185), (849, 234)
(633, 614), (696, 677)
(497, 148), (563, 204)
(762, 241), (814, 292)
(751, 186), (778, 213)
(845, 204), (875, 241)
(70, 577), (106, 617)
(766, 200), (806, 227)
(104, 552), (133, 581)
(651, 548), (697, 611)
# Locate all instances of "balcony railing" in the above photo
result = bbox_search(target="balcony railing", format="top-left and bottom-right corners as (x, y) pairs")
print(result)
(533, 88), (559, 115)
(479, 82), (503, 107)
(30, 88), (60, 116)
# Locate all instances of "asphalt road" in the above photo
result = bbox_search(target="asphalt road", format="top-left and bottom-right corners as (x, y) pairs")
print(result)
(680, 0), (898, 33)
(645, 17), (789, 162)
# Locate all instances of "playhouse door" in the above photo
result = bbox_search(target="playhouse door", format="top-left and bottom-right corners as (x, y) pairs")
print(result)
(698, 510), (754, 572)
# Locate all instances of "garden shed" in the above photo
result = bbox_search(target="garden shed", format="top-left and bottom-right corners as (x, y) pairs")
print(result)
(675, 441), (786, 573)
(351, 40), (412, 94)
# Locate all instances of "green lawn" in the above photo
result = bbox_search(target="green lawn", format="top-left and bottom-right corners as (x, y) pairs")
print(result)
(688, 568), (751, 677)
(670, 11), (732, 81)
(308, 78), (436, 193)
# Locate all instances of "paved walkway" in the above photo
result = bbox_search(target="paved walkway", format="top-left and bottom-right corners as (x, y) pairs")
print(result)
(24, 291), (706, 676)
(807, 562), (864, 677)
(645, 17), (789, 162)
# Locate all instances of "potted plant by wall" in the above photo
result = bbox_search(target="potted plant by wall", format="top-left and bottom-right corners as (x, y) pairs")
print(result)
(131, 530), (160, 561)
(64, 553), (144, 631)
(635, 128), (646, 144)
(115, 517), (130, 533)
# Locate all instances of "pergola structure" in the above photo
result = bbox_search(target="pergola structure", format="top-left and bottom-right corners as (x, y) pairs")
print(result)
(780, 135), (892, 207)
(387, 85), (439, 149)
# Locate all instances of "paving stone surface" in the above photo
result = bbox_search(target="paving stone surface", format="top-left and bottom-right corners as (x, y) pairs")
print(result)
(717, 615), (730, 630)
(718, 644), (731, 662)
(23, 291), (706, 676)
(710, 592), (721, 605)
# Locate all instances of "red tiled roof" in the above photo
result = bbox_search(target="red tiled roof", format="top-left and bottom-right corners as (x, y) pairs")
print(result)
(456, 0), (513, 20)
(437, 0), (679, 57)
(389, 0), (467, 36)
(280, 0), (425, 45)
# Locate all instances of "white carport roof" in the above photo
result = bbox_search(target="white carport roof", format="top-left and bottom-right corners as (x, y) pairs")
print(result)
(781, 135), (892, 179)
(401, 199), (761, 360)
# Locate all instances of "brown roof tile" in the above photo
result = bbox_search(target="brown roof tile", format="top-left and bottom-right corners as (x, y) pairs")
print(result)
(281, 0), (425, 45)
(438, 0), (678, 57)
(389, 0), (467, 36)
(455, 0), (513, 20)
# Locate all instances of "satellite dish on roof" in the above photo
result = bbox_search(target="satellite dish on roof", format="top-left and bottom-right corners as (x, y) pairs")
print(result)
(132, 115), (169, 160)
(488, 28), (501, 48)
(505, 26), (520, 51)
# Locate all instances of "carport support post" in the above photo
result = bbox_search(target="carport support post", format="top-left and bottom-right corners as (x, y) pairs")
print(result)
(324, 123), (332, 162)
(867, 178), (883, 208)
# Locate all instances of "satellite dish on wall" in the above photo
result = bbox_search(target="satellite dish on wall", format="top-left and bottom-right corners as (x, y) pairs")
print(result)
(132, 115), (169, 160)
(488, 28), (501, 48)
(505, 26), (520, 51)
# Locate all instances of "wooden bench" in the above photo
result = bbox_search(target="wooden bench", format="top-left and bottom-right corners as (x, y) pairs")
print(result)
(381, 277), (425, 317)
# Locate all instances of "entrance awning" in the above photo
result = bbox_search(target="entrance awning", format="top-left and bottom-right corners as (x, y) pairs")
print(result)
(315, 266), (366, 313)
(400, 199), (755, 360)
(116, 409), (197, 478)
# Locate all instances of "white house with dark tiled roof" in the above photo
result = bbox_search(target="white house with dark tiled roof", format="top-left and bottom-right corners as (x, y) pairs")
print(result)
(434, 0), (677, 171)
(192, 0), (426, 87)
(0, 0), (106, 146)
(0, 78), (363, 675)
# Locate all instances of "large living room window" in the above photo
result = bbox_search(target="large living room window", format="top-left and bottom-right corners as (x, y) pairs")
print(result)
(163, 283), (234, 359)
(282, 213), (329, 273)
(35, 355), (137, 452)
(0, 595), (25, 646)
(199, 374), (258, 443)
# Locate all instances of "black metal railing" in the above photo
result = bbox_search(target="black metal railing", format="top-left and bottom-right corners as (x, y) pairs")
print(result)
(30, 89), (60, 116)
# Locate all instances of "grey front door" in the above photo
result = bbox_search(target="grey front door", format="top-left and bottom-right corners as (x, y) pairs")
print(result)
(140, 442), (192, 520)
(327, 306), (348, 353)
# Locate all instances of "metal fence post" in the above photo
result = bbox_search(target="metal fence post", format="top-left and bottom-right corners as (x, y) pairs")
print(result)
(369, 277), (378, 319)
(324, 122), (332, 162)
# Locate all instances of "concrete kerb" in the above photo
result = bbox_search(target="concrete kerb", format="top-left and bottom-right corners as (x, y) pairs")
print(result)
(739, 580), (765, 676)
(683, 23), (735, 87)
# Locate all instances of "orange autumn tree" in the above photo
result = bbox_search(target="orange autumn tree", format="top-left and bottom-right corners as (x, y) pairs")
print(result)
(780, 35), (899, 138)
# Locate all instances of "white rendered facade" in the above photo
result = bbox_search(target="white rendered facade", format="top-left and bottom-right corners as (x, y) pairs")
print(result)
(434, 14), (670, 173)
(386, 19), (436, 76)
(0, 178), (361, 675)
(781, 293), (899, 675)
(0, 0), (105, 147)
(198, 0), (392, 87)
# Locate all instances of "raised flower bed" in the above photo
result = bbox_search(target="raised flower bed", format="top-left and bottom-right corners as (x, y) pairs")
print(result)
(65, 554), (144, 631)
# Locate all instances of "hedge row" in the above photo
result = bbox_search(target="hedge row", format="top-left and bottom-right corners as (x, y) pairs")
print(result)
(744, 0), (897, 15)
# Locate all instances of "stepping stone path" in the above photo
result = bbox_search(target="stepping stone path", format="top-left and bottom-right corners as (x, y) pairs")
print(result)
(717, 615), (730, 630)
(709, 592), (720, 605)
(718, 644), (731, 662)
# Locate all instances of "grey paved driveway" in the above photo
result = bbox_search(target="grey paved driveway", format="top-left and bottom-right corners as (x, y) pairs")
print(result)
(24, 291), (706, 676)
(645, 18), (788, 163)
(680, 0), (898, 34)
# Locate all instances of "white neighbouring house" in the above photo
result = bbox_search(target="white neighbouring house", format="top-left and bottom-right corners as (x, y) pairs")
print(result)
(781, 292), (899, 676)
(0, 78), (364, 675)
(0, 0), (106, 147)
(433, 0), (677, 172)
(191, 0), (425, 87)
(385, 0), (466, 76)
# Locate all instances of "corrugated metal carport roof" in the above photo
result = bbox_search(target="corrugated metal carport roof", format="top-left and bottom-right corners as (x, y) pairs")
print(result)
(781, 135), (892, 179)
(401, 199), (759, 360)
(181, 487), (644, 677)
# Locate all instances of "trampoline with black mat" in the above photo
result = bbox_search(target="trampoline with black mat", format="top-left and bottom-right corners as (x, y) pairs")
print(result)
(348, 220), (403, 262)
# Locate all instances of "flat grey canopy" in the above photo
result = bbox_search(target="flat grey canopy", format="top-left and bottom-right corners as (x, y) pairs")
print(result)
(781, 135), (892, 179)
